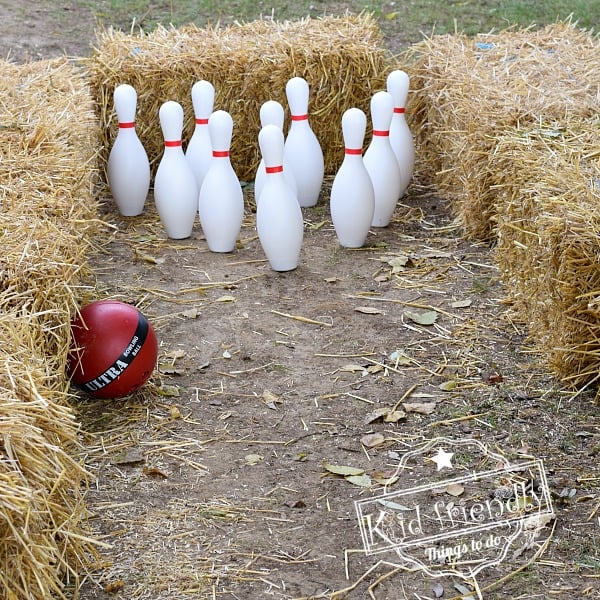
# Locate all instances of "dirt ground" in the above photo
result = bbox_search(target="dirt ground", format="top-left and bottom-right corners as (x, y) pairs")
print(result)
(1, 2), (599, 600)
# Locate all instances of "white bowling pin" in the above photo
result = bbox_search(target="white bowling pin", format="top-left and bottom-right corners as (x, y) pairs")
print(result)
(387, 70), (415, 198)
(283, 77), (324, 208)
(254, 100), (297, 202)
(198, 110), (244, 253)
(107, 84), (150, 216)
(363, 91), (402, 227)
(256, 124), (304, 272)
(330, 108), (375, 248)
(185, 80), (214, 191)
(154, 101), (198, 239)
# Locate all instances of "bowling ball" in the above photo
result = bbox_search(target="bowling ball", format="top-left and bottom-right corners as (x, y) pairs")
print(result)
(67, 299), (158, 399)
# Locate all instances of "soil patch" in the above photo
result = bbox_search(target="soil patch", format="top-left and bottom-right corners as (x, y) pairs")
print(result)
(74, 182), (599, 599)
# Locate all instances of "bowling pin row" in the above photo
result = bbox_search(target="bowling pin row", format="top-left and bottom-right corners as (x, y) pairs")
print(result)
(107, 71), (414, 272)
(108, 81), (240, 249)
(332, 70), (415, 247)
(107, 77), (321, 245)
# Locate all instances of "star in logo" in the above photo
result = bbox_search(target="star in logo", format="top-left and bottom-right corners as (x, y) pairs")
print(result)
(431, 448), (454, 471)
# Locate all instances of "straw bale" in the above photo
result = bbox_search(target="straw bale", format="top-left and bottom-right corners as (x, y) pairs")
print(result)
(408, 21), (599, 239)
(86, 14), (390, 183)
(0, 57), (101, 598)
(493, 121), (600, 388)
(407, 22), (600, 388)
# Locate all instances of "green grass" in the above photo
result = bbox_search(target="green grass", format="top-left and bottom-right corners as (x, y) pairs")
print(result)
(80, 0), (599, 47)
(373, 0), (599, 38)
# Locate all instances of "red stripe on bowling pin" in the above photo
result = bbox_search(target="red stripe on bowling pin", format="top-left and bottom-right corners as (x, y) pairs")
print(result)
(164, 140), (182, 147)
(345, 148), (362, 155)
(213, 150), (229, 157)
(372, 129), (389, 137)
(291, 114), (309, 121)
(266, 165), (284, 173)
(394, 107), (405, 114)
(119, 121), (135, 128)
(195, 118), (209, 124)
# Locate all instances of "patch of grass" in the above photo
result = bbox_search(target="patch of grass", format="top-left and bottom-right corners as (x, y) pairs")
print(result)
(377, 0), (599, 39)
(77, 0), (600, 42)
(329, 245), (343, 265)
(554, 534), (600, 574)
(574, 538), (600, 571)
(501, 567), (545, 594)
(497, 0), (599, 29)
(269, 362), (289, 371)
(471, 278), (491, 294)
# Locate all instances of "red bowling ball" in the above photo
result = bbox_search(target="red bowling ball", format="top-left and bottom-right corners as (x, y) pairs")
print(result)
(67, 299), (158, 399)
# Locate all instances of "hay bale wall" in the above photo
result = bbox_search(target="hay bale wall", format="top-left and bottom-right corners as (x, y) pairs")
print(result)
(408, 21), (598, 239)
(0, 57), (101, 598)
(86, 14), (390, 183)
(407, 22), (600, 389)
(493, 121), (600, 388)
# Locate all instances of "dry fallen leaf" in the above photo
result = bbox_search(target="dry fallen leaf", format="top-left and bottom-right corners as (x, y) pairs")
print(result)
(372, 471), (399, 486)
(483, 370), (503, 384)
(143, 466), (168, 479)
(104, 580), (126, 593)
(559, 488), (577, 500)
(346, 474), (372, 487)
(384, 410), (407, 423)
(283, 499), (306, 509)
(245, 453), (263, 466)
(364, 407), (407, 424)
(446, 483), (465, 497)
(307, 219), (327, 230)
(389, 349), (411, 366)
(388, 256), (410, 273)
(406, 310), (439, 325)
(523, 513), (554, 531)
(360, 432), (386, 447)
(378, 498), (412, 510)
(159, 349), (187, 374)
(111, 448), (145, 466)
(135, 250), (165, 265)
(168, 404), (182, 419)
(163, 349), (187, 361)
(157, 384), (180, 397)
(403, 402), (437, 415)
(323, 461), (365, 477)
(454, 582), (475, 600)
(451, 298), (472, 308)
(262, 389), (281, 410)
(364, 407), (392, 424)
(215, 295), (236, 302)
(339, 363), (368, 374)
(439, 380), (457, 391)
(132, 234), (159, 243)
(355, 306), (385, 315)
